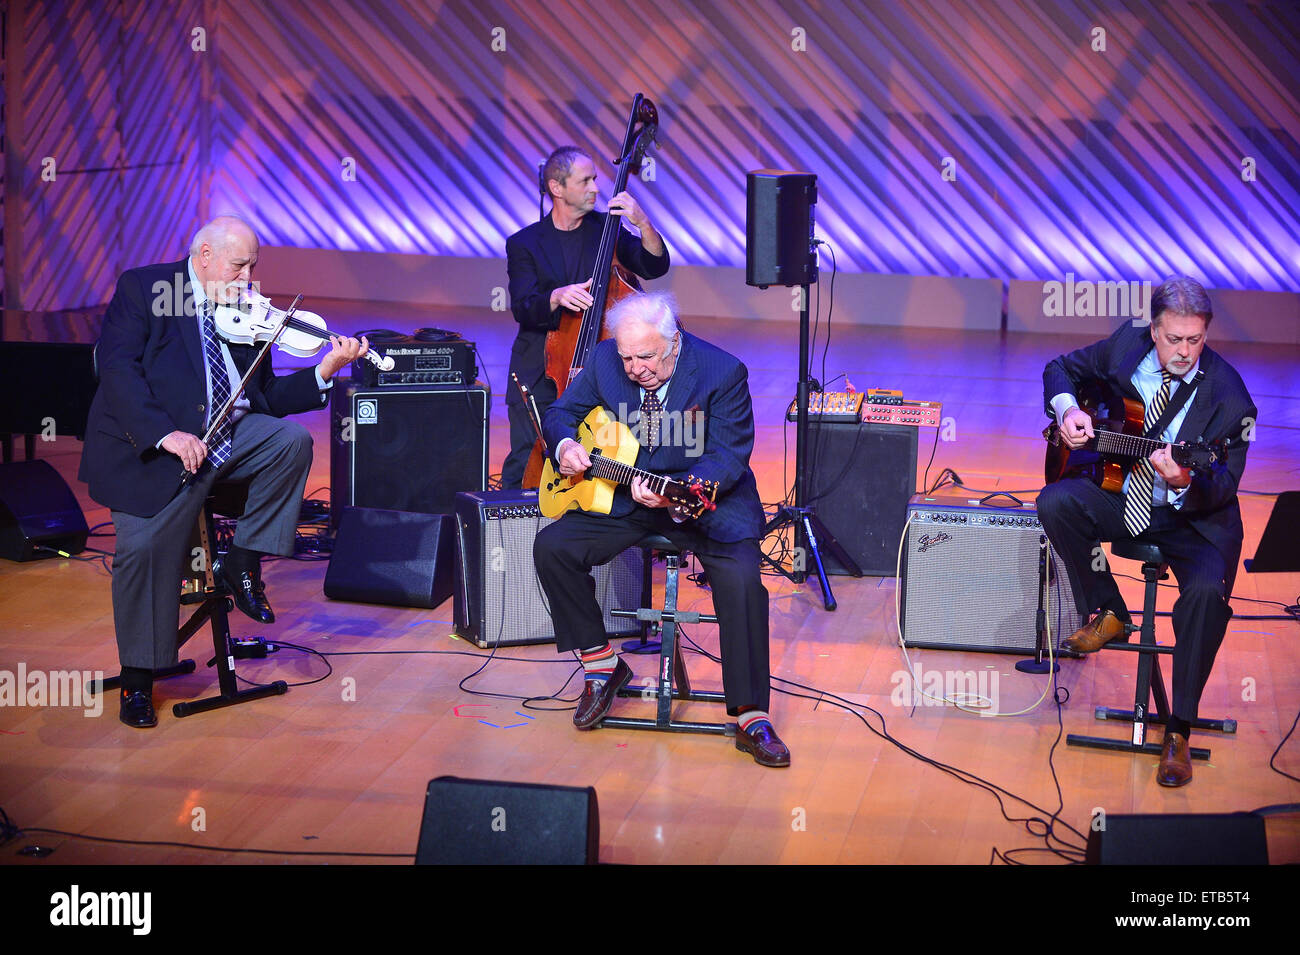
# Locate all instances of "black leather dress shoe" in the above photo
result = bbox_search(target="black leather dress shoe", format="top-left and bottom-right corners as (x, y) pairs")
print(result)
(735, 721), (791, 767)
(214, 557), (275, 624)
(119, 690), (158, 728)
(573, 658), (632, 730)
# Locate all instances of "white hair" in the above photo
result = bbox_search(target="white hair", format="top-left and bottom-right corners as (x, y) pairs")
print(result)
(605, 291), (679, 339)
(189, 215), (256, 255)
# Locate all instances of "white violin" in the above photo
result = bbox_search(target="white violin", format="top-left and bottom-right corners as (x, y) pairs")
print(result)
(212, 289), (394, 372)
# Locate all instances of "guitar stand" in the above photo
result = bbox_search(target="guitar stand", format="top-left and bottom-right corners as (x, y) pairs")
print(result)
(604, 536), (735, 735)
(92, 491), (287, 717)
(1016, 535), (1060, 674)
(1067, 541), (1234, 760)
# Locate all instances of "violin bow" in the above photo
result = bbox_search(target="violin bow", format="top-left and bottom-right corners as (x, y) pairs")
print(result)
(511, 372), (548, 454)
(179, 294), (303, 487)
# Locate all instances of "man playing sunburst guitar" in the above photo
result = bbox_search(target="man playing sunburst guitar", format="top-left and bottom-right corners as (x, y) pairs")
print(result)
(532, 292), (789, 767)
(1037, 276), (1256, 787)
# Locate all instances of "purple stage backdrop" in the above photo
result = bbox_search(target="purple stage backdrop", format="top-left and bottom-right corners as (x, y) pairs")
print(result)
(4, 0), (1300, 312)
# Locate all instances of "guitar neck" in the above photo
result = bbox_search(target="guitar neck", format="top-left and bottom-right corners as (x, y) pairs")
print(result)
(589, 452), (678, 497)
(1094, 429), (1176, 461)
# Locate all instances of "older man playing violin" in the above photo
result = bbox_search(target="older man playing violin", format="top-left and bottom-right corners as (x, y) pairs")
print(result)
(79, 215), (368, 728)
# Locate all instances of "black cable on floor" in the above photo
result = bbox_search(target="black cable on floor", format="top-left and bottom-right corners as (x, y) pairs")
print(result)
(674, 627), (1086, 863)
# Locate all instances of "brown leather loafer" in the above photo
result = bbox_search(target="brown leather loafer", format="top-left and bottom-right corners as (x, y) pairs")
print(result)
(735, 722), (791, 768)
(1157, 731), (1193, 787)
(1064, 609), (1127, 653)
(573, 658), (632, 730)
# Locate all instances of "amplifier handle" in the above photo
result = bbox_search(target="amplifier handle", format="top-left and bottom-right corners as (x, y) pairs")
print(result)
(455, 515), (471, 631)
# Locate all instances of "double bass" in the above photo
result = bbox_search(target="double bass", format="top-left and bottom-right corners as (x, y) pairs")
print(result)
(522, 94), (661, 488)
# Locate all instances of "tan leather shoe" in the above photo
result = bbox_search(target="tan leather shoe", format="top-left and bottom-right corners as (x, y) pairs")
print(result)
(1064, 609), (1127, 653)
(1157, 731), (1193, 787)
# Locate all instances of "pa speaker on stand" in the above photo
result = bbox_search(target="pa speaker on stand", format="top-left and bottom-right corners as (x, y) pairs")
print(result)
(746, 170), (818, 288)
(746, 168), (859, 610)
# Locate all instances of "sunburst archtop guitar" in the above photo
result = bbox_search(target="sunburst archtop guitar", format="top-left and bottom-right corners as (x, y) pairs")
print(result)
(1043, 381), (1225, 492)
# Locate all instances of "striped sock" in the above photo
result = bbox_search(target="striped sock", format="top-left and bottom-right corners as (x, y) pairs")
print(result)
(580, 644), (617, 683)
(738, 708), (771, 734)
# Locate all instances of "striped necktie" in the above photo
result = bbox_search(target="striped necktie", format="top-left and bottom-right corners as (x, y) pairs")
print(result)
(1121, 369), (1174, 536)
(201, 301), (234, 470)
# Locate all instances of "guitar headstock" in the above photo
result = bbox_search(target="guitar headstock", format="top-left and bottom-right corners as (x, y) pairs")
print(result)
(1172, 439), (1226, 470)
(665, 475), (719, 519)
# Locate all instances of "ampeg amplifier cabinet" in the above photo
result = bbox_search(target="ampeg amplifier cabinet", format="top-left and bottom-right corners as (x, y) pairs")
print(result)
(453, 490), (645, 648)
(805, 421), (918, 576)
(330, 381), (488, 529)
(899, 492), (1085, 653)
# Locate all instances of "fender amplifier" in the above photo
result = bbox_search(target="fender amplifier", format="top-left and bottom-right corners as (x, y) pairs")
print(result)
(453, 490), (644, 648)
(900, 492), (1084, 653)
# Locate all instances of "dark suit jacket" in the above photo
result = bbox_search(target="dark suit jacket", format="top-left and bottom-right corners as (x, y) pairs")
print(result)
(79, 258), (328, 517)
(505, 211), (669, 406)
(1043, 320), (1257, 577)
(542, 331), (765, 543)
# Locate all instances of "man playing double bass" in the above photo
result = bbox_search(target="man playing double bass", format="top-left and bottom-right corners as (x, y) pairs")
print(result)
(502, 145), (669, 488)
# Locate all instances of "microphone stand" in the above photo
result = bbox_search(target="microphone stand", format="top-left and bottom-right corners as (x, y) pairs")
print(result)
(1016, 534), (1059, 673)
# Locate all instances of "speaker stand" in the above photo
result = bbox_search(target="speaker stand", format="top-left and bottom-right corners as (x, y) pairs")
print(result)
(762, 505), (858, 611)
(762, 283), (862, 612)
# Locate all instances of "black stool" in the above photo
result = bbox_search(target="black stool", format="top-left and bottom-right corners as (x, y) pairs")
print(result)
(602, 534), (735, 736)
(93, 482), (288, 717)
(1067, 539), (1235, 760)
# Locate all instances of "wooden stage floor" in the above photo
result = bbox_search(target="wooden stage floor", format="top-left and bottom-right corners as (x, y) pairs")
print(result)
(2, 310), (1298, 865)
